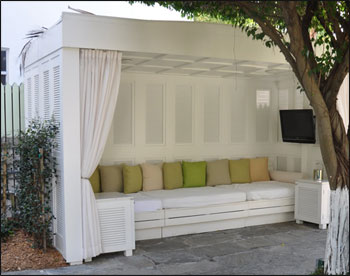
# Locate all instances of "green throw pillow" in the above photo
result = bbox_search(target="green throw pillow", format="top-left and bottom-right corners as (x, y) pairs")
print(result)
(182, 161), (207, 188)
(123, 165), (142, 194)
(89, 166), (101, 193)
(163, 162), (183, 190)
(229, 159), (251, 183)
(100, 165), (123, 192)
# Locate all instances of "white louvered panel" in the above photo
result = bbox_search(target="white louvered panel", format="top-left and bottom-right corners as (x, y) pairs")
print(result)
(298, 187), (319, 223)
(51, 64), (64, 252)
(43, 70), (50, 119)
(98, 206), (128, 252)
(53, 65), (61, 149)
(34, 74), (39, 117)
(95, 194), (135, 255)
(26, 78), (32, 120)
(55, 171), (65, 252)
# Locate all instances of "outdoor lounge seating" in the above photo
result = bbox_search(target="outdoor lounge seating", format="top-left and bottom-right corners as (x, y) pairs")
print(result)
(94, 158), (303, 241)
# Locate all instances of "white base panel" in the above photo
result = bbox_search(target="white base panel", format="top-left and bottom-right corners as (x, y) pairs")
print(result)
(245, 212), (294, 227)
(134, 198), (295, 240)
(136, 228), (162, 241)
(162, 217), (246, 238)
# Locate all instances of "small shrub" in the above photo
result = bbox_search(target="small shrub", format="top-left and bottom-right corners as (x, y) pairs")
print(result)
(1, 214), (15, 241)
(14, 118), (59, 250)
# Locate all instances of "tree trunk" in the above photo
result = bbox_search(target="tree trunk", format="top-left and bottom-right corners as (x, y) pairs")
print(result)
(323, 107), (350, 274)
(325, 186), (349, 274)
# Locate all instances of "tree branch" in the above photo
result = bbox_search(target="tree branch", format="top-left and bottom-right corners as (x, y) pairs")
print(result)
(323, 2), (344, 42)
(316, 13), (338, 49)
(301, 1), (319, 76)
(324, 48), (350, 108)
(233, 1), (301, 83)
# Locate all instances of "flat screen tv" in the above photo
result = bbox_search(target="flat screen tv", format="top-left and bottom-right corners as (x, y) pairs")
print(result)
(279, 109), (316, 144)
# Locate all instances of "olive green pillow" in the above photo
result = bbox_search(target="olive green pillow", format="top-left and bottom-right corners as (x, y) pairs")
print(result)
(206, 159), (231, 186)
(123, 165), (143, 194)
(183, 161), (207, 188)
(89, 166), (101, 193)
(163, 162), (183, 190)
(229, 159), (251, 183)
(100, 165), (123, 192)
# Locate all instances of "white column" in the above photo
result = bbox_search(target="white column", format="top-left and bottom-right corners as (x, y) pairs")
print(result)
(61, 47), (83, 264)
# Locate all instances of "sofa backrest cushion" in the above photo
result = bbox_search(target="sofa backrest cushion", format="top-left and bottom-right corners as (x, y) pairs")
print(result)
(269, 170), (303, 183)
(89, 166), (101, 193)
(250, 157), (270, 182)
(182, 161), (207, 188)
(206, 159), (231, 186)
(141, 163), (163, 191)
(163, 162), (183, 190)
(100, 165), (123, 192)
(123, 165), (143, 194)
(229, 159), (251, 183)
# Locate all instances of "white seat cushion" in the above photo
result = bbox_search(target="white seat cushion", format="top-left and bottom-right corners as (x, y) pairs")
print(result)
(126, 192), (163, 213)
(215, 181), (295, 201)
(140, 186), (246, 209)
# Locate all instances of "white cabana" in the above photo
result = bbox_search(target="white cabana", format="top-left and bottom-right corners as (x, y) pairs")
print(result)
(23, 12), (341, 264)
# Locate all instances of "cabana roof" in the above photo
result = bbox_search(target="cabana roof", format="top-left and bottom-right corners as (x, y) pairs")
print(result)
(25, 12), (292, 79)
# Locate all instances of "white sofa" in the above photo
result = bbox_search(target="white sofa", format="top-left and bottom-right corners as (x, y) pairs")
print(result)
(105, 170), (303, 241)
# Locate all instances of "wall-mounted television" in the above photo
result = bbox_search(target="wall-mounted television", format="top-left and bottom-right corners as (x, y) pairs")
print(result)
(279, 109), (316, 144)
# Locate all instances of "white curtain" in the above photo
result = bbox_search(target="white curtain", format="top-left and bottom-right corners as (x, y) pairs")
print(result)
(337, 73), (349, 133)
(80, 49), (122, 260)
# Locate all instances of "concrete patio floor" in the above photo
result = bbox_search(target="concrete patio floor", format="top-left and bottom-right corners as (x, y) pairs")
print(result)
(3, 221), (327, 275)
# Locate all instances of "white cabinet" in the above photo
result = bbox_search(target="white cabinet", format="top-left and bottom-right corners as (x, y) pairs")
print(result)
(95, 192), (135, 256)
(295, 179), (330, 229)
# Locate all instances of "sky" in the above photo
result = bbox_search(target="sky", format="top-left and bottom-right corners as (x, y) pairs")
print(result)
(1, 1), (191, 84)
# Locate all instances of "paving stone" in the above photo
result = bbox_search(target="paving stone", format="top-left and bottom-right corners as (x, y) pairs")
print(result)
(157, 260), (221, 275)
(137, 238), (188, 253)
(2, 222), (327, 275)
(144, 249), (201, 265)
(187, 242), (248, 258)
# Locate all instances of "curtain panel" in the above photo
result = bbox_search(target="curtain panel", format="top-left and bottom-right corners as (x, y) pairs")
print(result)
(79, 49), (122, 260)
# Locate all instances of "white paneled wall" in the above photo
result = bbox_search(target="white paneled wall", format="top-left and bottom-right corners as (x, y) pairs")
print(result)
(24, 50), (65, 257)
(101, 72), (314, 174)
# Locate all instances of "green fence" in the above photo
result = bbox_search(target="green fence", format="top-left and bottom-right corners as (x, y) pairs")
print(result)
(1, 83), (25, 140)
(1, 83), (25, 217)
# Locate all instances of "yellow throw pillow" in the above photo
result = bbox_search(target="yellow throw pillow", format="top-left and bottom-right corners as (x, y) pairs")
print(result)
(123, 165), (143, 194)
(229, 159), (251, 183)
(89, 166), (101, 193)
(141, 163), (163, 191)
(250, 157), (270, 182)
(100, 165), (123, 192)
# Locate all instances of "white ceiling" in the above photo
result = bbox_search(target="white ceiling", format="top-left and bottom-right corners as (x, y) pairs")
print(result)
(121, 51), (292, 79)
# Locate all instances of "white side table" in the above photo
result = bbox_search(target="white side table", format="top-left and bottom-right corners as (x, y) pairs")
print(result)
(95, 192), (135, 256)
(295, 179), (330, 229)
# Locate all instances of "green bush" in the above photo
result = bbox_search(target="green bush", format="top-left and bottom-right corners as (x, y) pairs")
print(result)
(14, 118), (59, 250)
(1, 214), (15, 241)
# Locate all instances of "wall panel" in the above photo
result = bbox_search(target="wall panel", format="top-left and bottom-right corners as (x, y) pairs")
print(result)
(102, 73), (305, 175)
(175, 85), (192, 144)
(114, 82), (133, 145)
(145, 84), (164, 144)
(203, 85), (220, 143)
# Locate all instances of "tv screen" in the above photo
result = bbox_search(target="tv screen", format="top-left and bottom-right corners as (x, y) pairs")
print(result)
(279, 109), (316, 144)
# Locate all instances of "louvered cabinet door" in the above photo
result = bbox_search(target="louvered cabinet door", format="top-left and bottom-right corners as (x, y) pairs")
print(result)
(295, 179), (330, 229)
(96, 196), (135, 254)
